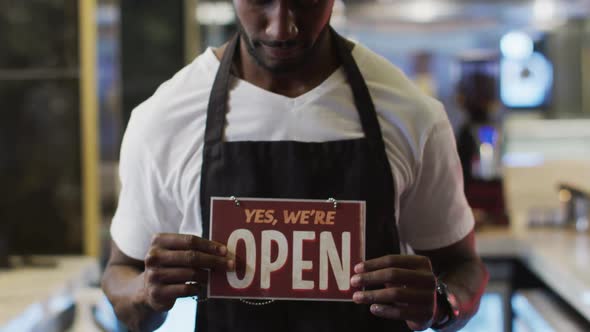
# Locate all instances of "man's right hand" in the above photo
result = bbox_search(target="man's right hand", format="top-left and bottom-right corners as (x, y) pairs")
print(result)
(141, 233), (234, 312)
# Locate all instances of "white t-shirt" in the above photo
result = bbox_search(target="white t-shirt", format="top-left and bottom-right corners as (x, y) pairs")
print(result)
(111, 42), (474, 261)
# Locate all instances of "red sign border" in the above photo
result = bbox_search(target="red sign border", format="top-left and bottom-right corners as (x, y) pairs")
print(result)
(207, 196), (366, 302)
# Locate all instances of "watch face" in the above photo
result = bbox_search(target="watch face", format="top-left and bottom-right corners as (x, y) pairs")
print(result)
(437, 280), (460, 318)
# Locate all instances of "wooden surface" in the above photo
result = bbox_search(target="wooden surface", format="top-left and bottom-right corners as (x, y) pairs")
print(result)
(0, 256), (99, 330)
(477, 227), (590, 322)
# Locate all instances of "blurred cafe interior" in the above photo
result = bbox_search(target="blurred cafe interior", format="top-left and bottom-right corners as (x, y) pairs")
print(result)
(1, 0), (590, 331)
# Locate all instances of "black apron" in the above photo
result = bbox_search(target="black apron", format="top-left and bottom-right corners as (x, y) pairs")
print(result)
(197, 30), (411, 332)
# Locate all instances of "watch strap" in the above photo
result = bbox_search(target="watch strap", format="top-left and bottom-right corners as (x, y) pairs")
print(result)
(431, 278), (456, 330)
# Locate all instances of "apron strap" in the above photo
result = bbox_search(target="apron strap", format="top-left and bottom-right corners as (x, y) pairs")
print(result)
(200, 34), (239, 244)
(331, 28), (387, 155)
(331, 30), (400, 255)
(203, 33), (239, 149)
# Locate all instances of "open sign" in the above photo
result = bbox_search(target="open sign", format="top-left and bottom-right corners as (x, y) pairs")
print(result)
(208, 198), (365, 301)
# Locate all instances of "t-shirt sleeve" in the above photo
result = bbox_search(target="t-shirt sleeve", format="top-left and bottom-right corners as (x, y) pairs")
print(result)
(398, 117), (475, 251)
(110, 111), (182, 261)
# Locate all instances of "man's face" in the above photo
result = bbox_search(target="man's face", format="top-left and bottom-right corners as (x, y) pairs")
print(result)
(234, 0), (335, 73)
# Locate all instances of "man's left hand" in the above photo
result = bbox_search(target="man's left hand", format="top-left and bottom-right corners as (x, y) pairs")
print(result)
(350, 255), (438, 331)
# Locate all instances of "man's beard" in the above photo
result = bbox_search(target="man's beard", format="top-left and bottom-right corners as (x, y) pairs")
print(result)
(236, 21), (329, 74)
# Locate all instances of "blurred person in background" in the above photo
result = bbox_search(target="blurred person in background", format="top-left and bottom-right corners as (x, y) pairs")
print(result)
(456, 71), (499, 182)
(412, 51), (438, 98)
(102, 0), (488, 331)
(456, 71), (507, 226)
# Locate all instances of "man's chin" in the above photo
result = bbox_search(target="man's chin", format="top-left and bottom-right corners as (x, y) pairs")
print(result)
(254, 52), (310, 74)
(262, 60), (304, 74)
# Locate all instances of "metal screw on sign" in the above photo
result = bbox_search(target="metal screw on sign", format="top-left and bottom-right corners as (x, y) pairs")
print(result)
(185, 281), (208, 303)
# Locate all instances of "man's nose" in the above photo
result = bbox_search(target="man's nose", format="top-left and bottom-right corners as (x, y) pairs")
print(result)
(265, 2), (299, 41)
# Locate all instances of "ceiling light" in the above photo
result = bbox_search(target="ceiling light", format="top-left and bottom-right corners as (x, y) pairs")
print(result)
(500, 31), (534, 60)
(196, 2), (235, 25)
(405, 0), (438, 23)
(534, 0), (557, 22)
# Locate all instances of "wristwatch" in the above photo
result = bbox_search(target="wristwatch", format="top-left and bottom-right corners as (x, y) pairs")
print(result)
(431, 278), (460, 330)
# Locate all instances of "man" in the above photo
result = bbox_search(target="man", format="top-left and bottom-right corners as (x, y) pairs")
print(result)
(102, 1), (489, 331)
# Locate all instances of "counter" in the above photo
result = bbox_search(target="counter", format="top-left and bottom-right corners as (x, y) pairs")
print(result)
(476, 227), (590, 322)
(0, 232), (588, 330)
(0, 256), (99, 331)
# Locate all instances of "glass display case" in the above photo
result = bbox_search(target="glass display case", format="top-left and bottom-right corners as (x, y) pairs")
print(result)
(120, 0), (185, 126)
(0, 1), (82, 261)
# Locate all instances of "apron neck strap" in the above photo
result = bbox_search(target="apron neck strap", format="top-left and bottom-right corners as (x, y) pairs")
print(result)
(204, 29), (386, 152)
(203, 33), (239, 148)
(331, 27), (386, 151)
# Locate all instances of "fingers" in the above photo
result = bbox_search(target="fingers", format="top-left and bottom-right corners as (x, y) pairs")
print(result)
(355, 255), (432, 274)
(351, 255), (437, 328)
(145, 268), (209, 285)
(152, 233), (227, 256)
(369, 304), (433, 326)
(142, 234), (228, 312)
(145, 249), (233, 271)
(351, 268), (436, 289)
(352, 287), (433, 306)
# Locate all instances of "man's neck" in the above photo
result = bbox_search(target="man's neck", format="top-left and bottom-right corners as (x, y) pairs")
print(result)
(235, 30), (341, 98)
